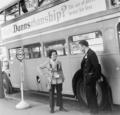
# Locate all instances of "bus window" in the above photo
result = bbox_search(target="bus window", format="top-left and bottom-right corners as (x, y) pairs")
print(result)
(117, 23), (120, 34)
(9, 48), (17, 60)
(24, 43), (41, 59)
(44, 39), (67, 56)
(5, 3), (19, 21)
(69, 31), (104, 55)
(9, 47), (28, 60)
(110, 0), (120, 7)
(117, 23), (120, 47)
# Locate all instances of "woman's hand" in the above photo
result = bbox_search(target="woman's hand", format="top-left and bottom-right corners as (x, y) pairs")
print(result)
(37, 66), (44, 76)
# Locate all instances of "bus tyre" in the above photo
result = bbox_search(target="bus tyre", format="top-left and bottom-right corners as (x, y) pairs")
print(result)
(76, 79), (105, 109)
(2, 72), (13, 94)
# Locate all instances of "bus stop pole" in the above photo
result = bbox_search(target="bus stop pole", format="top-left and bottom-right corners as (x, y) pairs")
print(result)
(16, 48), (30, 109)
(0, 60), (5, 98)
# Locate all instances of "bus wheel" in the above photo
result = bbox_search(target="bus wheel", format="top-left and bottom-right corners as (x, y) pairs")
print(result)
(2, 72), (13, 94)
(76, 79), (104, 108)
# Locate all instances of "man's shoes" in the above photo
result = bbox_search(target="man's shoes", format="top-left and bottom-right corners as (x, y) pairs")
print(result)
(90, 109), (98, 115)
(59, 107), (68, 112)
(50, 109), (54, 113)
(102, 106), (112, 112)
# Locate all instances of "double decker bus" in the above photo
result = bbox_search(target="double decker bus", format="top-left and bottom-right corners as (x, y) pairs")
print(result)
(1, 0), (120, 108)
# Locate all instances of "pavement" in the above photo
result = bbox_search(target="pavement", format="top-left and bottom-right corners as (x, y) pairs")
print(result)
(0, 91), (120, 115)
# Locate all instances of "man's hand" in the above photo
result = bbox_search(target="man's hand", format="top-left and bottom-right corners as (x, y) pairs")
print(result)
(62, 77), (65, 82)
(98, 77), (103, 83)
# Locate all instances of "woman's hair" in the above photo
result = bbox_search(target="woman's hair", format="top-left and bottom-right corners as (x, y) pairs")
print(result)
(48, 49), (57, 58)
(79, 40), (89, 47)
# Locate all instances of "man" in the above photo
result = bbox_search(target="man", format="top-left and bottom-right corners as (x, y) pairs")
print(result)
(79, 40), (100, 114)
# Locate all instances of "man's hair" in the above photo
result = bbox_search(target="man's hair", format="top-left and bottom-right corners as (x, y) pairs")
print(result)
(48, 49), (57, 58)
(79, 40), (89, 47)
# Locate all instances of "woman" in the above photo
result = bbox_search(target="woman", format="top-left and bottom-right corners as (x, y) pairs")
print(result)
(39, 49), (65, 113)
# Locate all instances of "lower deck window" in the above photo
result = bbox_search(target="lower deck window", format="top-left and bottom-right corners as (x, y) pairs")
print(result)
(9, 43), (41, 60)
(24, 43), (41, 59)
(44, 39), (67, 56)
(9, 48), (17, 60)
(69, 31), (104, 55)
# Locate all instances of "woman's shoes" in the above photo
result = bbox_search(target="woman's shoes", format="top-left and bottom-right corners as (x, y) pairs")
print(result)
(50, 107), (68, 113)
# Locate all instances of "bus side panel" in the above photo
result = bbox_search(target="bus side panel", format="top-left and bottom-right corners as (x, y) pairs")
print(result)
(24, 58), (48, 92)
(101, 18), (120, 104)
(58, 56), (74, 95)
(9, 59), (21, 88)
(100, 54), (120, 105)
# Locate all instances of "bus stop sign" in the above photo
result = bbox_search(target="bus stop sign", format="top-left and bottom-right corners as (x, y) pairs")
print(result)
(16, 48), (25, 61)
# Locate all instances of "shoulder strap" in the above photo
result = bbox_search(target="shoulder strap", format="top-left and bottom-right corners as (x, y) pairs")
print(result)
(56, 61), (62, 71)
(48, 59), (52, 68)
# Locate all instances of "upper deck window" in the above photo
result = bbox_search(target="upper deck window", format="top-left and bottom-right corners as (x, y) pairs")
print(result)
(0, 0), (65, 22)
(111, 0), (120, 7)
(6, 4), (19, 15)
(5, 3), (19, 21)
(20, 0), (39, 13)
(69, 31), (104, 55)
